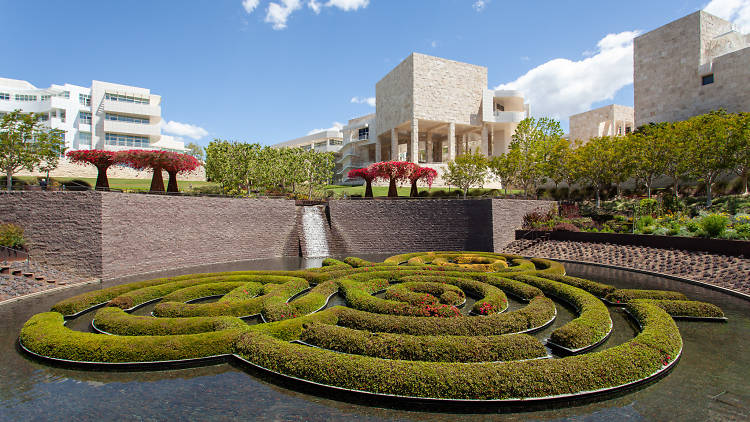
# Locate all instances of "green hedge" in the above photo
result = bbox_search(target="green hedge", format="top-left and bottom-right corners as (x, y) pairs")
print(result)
(513, 275), (612, 350)
(384, 282), (465, 306)
(605, 289), (688, 303)
(334, 296), (555, 336)
(20, 312), (242, 362)
(535, 273), (616, 298)
(233, 301), (681, 400)
(398, 275), (508, 314)
(93, 307), (246, 336)
(160, 282), (248, 303)
(299, 323), (547, 362)
(471, 274), (543, 301)
(153, 278), (309, 318)
(343, 257), (392, 268)
(631, 299), (725, 318)
(263, 280), (340, 322)
(340, 279), (461, 317)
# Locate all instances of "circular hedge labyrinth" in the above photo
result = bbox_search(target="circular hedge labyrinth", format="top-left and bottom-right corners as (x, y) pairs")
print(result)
(19, 252), (728, 403)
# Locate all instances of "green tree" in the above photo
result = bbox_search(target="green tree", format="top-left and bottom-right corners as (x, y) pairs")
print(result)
(658, 121), (688, 197)
(731, 112), (750, 195)
(570, 136), (618, 207)
(489, 149), (520, 196)
(681, 110), (737, 206)
(299, 150), (334, 198)
(629, 124), (669, 198)
(545, 137), (573, 192)
(186, 142), (204, 161)
(444, 152), (489, 199)
(0, 110), (66, 191)
(509, 117), (564, 197)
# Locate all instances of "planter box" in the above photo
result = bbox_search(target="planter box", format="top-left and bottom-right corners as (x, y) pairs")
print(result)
(0, 247), (27, 262)
(515, 230), (750, 257)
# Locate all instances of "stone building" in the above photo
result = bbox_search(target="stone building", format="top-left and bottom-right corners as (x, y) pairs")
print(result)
(634, 10), (750, 127)
(568, 104), (634, 144)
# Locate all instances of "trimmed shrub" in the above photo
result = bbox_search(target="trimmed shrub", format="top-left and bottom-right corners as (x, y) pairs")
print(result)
(161, 282), (248, 303)
(700, 213), (729, 238)
(263, 280), (340, 321)
(0, 223), (25, 248)
(631, 299), (724, 318)
(398, 275), (508, 314)
(340, 279), (461, 318)
(300, 323), (547, 362)
(535, 273), (616, 298)
(605, 289), (688, 304)
(553, 222), (580, 232)
(93, 307), (246, 336)
(472, 274), (543, 301)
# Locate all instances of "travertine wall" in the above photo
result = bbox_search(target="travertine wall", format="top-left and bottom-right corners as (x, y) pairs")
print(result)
(14, 157), (207, 181)
(411, 53), (487, 126)
(375, 55), (414, 137)
(635, 11), (750, 127)
(100, 194), (299, 280)
(0, 192), (102, 278)
(569, 105), (634, 143)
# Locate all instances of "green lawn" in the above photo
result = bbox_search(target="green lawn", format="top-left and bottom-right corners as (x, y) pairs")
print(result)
(323, 185), (522, 198)
(12, 176), (218, 192)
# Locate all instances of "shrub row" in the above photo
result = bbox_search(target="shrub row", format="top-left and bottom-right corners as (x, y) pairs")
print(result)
(384, 282), (465, 306)
(343, 257), (393, 268)
(160, 282), (250, 303)
(536, 273), (616, 298)
(20, 312), (242, 362)
(334, 296), (555, 336)
(299, 323), (547, 362)
(153, 278), (309, 318)
(233, 301), (681, 400)
(263, 280), (341, 322)
(398, 275), (508, 314)
(631, 299), (725, 318)
(605, 289), (688, 303)
(340, 279), (461, 318)
(512, 275), (612, 350)
(471, 274), (543, 301)
(93, 307), (246, 336)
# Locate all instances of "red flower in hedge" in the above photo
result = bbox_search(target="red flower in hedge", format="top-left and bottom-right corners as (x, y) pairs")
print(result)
(66, 150), (120, 190)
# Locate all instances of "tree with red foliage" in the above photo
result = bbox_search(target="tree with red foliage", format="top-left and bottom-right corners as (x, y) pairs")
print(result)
(346, 166), (378, 198)
(66, 150), (119, 190)
(371, 161), (416, 197)
(116, 150), (200, 193)
(162, 153), (201, 193)
(408, 166), (438, 197)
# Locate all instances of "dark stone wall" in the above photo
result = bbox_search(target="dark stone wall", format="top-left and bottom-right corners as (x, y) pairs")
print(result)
(0, 192), (102, 278)
(492, 199), (555, 250)
(328, 199), (495, 254)
(101, 193), (299, 281)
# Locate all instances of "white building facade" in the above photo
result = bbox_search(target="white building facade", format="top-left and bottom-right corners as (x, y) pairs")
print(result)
(568, 104), (635, 144)
(0, 77), (186, 152)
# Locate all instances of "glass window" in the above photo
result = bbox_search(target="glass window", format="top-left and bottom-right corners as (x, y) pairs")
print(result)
(79, 94), (91, 106)
(358, 127), (369, 140)
(105, 113), (149, 124)
(315, 141), (327, 148)
(78, 132), (91, 145)
(105, 92), (150, 104)
(0, 93), (8, 100)
(80, 111), (92, 125)
(702, 74), (714, 85)
(15, 94), (37, 101)
(57, 91), (70, 98)
(329, 139), (343, 145)
(40, 95), (51, 101)
(105, 133), (150, 148)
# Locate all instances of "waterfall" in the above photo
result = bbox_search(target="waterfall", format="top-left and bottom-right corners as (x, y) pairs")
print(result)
(301, 206), (330, 258)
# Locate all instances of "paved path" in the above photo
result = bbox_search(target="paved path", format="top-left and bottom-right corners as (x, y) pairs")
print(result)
(504, 239), (750, 295)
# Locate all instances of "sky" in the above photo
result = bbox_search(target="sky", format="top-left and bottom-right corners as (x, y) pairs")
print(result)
(1, 0), (749, 147)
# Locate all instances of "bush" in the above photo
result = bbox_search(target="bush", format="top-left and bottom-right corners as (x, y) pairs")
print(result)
(300, 323), (547, 362)
(533, 273), (616, 298)
(605, 289), (688, 303)
(700, 213), (729, 238)
(553, 222), (580, 232)
(0, 223), (25, 248)
(93, 307), (247, 335)
(631, 299), (724, 318)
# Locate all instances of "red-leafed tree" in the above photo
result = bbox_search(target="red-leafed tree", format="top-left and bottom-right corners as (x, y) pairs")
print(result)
(163, 153), (201, 193)
(408, 166), (438, 197)
(371, 161), (416, 197)
(347, 166), (378, 198)
(66, 150), (119, 190)
(117, 150), (200, 193)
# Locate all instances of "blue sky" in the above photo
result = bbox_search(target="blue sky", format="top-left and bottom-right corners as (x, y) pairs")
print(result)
(1, 0), (748, 147)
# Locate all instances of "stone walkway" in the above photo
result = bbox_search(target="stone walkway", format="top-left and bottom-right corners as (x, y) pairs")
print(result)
(0, 261), (93, 302)
(503, 239), (750, 296)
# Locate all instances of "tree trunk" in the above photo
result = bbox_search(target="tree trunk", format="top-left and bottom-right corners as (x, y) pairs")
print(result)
(388, 178), (397, 197)
(706, 180), (713, 207)
(166, 170), (179, 193)
(462, 186), (468, 200)
(673, 178), (680, 198)
(95, 165), (110, 190)
(5, 169), (12, 192)
(150, 166), (165, 193)
(595, 188), (601, 208)
(646, 182), (651, 199)
(410, 181), (418, 197)
(743, 171), (749, 196)
(364, 180), (373, 198)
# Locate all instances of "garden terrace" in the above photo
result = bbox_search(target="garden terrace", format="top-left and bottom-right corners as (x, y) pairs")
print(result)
(17, 252), (730, 405)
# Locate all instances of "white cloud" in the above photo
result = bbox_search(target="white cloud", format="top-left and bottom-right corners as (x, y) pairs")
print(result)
(307, 121), (344, 135)
(431, 40), (437, 48)
(495, 30), (640, 121)
(242, 0), (261, 13)
(704, 0), (750, 32)
(265, 0), (302, 30)
(308, 0), (322, 14)
(161, 120), (209, 140)
(350, 96), (376, 107)
(520, 56), (530, 61)
(473, 0), (488, 12)
(326, 0), (369, 11)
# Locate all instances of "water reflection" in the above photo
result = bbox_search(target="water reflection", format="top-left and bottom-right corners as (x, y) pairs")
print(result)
(0, 256), (748, 421)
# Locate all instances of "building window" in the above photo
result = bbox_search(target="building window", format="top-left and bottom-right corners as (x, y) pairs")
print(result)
(105, 133), (150, 148)
(302, 145), (312, 151)
(104, 92), (150, 104)
(625, 126), (632, 134)
(15, 94), (37, 101)
(79, 94), (91, 106)
(0, 93), (8, 100)
(80, 111), (92, 125)
(329, 138), (343, 146)
(358, 127), (369, 140)
(314, 141), (327, 148)
(37, 114), (49, 122)
(78, 132), (91, 145)
(59, 110), (66, 123)
(57, 91), (70, 99)
(40, 95), (51, 101)
(496, 104), (505, 111)
(702, 74), (714, 85)
(105, 113), (149, 124)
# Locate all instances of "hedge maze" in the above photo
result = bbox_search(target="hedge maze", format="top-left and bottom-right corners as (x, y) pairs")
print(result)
(19, 252), (726, 402)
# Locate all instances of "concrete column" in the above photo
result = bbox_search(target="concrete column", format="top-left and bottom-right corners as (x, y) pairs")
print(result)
(410, 119), (419, 163)
(426, 131), (433, 162)
(481, 124), (489, 156)
(447, 122), (456, 161)
(391, 128), (398, 161)
(489, 128), (494, 156)
(375, 136), (382, 162)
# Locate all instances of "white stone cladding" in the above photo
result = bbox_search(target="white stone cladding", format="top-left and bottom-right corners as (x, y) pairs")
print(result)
(634, 11), (750, 126)
(375, 55), (414, 138)
(569, 104), (634, 144)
